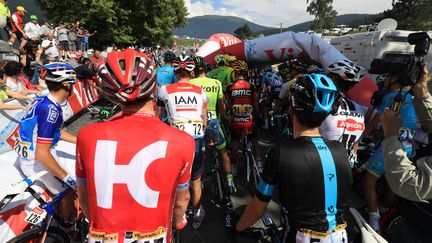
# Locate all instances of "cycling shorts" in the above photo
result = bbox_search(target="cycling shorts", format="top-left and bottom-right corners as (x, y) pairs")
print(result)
(191, 138), (205, 180)
(231, 117), (258, 140)
(204, 119), (226, 150)
(367, 128), (415, 178)
(19, 152), (68, 195)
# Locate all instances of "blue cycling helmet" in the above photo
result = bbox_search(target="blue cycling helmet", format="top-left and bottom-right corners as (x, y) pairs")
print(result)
(290, 73), (338, 114)
(41, 63), (76, 83)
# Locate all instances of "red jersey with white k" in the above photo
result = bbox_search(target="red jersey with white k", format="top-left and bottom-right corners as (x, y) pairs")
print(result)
(76, 113), (195, 243)
(319, 97), (366, 167)
(157, 82), (207, 139)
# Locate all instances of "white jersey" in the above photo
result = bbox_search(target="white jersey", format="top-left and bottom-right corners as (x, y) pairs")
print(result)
(157, 82), (207, 138)
(320, 97), (367, 167)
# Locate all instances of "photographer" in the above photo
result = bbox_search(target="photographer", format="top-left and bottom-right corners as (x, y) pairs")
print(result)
(381, 64), (432, 243)
(21, 41), (43, 85)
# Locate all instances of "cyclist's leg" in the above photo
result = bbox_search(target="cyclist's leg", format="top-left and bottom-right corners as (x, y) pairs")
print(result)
(190, 138), (205, 228)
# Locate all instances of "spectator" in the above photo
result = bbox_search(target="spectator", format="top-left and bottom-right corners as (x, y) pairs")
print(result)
(21, 41), (43, 85)
(3, 61), (38, 96)
(41, 33), (59, 61)
(57, 22), (69, 60)
(66, 50), (83, 68)
(39, 22), (52, 40)
(0, 0), (11, 40)
(10, 6), (27, 52)
(381, 64), (432, 243)
(68, 23), (77, 51)
(0, 69), (32, 107)
(89, 49), (104, 66)
(24, 15), (41, 41)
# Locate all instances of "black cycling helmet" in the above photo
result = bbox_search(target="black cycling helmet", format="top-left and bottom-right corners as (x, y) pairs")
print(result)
(194, 59), (207, 75)
(173, 55), (195, 72)
(290, 59), (307, 73)
(193, 56), (205, 65)
(163, 51), (176, 62)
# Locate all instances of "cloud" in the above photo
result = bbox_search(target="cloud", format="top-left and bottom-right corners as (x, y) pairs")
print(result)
(185, 0), (393, 27)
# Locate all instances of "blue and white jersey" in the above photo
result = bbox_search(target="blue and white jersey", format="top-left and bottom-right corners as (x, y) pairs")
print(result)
(156, 65), (176, 86)
(16, 94), (63, 160)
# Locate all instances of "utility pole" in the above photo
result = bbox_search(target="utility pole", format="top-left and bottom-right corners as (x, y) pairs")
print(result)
(279, 22), (283, 33)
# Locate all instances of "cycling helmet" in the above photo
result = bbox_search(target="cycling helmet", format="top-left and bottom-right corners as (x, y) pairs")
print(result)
(290, 73), (338, 114)
(193, 56), (205, 65)
(225, 54), (237, 65)
(290, 59), (307, 73)
(232, 60), (248, 74)
(97, 48), (156, 104)
(173, 55), (195, 72)
(163, 51), (176, 62)
(215, 54), (227, 65)
(327, 59), (364, 82)
(41, 63), (76, 83)
(376, 74), (387, 83)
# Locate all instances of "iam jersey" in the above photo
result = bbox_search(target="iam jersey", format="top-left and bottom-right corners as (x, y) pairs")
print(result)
(226, 79), (257, 133)
(157, 82), (207, 139)
(76, 114), (195, 243)
(16, 94), (63, 161)
(320, 97), (366, 167)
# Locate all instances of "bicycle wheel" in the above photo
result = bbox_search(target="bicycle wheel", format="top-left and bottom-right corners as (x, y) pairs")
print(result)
(7, 226), (69, 243)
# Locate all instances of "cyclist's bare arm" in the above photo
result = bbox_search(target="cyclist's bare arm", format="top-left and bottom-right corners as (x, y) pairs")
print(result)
(218, 98), (227, 119)
(156, 105), (165, 120)
(35, 143), (68, 179)
(362, 113), (380, 138)
(173, 189), (190, 228)
(236, 196), (269, 231)
(202, 107), (207, 130)
(77, 184), (90, 219)
(60, 130), (77, 143)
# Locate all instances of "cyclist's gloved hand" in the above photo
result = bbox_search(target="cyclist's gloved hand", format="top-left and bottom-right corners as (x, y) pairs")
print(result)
(62, 174), (77, 190)
(225, 212), (240, 234)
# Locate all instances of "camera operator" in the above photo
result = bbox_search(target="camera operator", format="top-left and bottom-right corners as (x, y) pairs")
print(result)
(380, 64), (432, 243)
(20, 41), (43, 85)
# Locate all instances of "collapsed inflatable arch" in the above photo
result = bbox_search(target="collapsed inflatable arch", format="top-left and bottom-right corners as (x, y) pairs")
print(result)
(196, 33), (242, 58)
(202, 31), (378, 106)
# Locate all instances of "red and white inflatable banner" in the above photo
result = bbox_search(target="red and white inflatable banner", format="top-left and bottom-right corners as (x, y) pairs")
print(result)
(196, 33), (242, 58)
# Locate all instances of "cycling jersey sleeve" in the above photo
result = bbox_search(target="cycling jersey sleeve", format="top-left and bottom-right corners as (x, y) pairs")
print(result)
(177, 136), (195, 191)
(157, 86), (167, 107)
(256, 145), (280, 202)
(36, 105), (60, 144)
(75, 130), (87, 185)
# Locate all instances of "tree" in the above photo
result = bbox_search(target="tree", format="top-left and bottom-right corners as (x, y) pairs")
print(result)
(306, 0), (337, 32)
(381, 0), (432, 30)
(34, 0), (188, 47)
(234, 24), (253, 40)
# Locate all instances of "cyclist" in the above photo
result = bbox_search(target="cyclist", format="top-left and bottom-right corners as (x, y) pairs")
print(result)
(259, 65), (283, 129)
(363, 69), (417, 231)
(320, 60), (367, 170)
(226, 60), (263, 173)
(76, 49), (194, 242)
(233, 74), (352, 243)
(16, 63), (78, 222)
(190, 58), (236, 194)
(156, 55), (208, 229)
(156, 50), (176, 87)
(207, 54), (233, 92)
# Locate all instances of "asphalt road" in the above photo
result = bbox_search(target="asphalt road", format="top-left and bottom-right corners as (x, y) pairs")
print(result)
(65, 107), (281, 243)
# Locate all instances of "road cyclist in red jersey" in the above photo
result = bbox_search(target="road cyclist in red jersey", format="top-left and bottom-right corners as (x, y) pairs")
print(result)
(76, 48), (195, 243)
(156, 55), (208, 229)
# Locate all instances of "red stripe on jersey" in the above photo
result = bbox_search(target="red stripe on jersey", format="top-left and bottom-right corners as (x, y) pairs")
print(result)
(37, 137), (53, 144)
(166, 82), (203, 95)
(176, 108), (198, 112)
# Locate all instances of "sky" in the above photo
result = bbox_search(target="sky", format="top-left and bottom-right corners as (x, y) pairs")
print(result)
(185, 0), (394, 28)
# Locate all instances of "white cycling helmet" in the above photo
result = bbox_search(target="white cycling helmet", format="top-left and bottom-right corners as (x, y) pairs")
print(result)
(327, 59), (364, 83)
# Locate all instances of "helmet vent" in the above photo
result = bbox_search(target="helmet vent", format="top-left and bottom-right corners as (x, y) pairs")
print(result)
(134, 57), (140, 69)
(320, 77), (329, 86)
(119, 60), (126, 73)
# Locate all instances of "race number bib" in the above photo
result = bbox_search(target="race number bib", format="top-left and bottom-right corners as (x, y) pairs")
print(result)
(399, 127), (415, 141)
(296, 227), (347, 243)
(173, 120), (204, 138)
(24, 207), (47, 225)
(14, 139), (31, 159)
(232, 104), (253, 116)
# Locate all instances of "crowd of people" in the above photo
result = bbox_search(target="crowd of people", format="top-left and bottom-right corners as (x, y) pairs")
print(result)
(0, 4), (431, 242)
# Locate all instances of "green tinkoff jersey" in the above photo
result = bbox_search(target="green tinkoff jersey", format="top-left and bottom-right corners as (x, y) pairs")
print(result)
(190, 77), (223, 120)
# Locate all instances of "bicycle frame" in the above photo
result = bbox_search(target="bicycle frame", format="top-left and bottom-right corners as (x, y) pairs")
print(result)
(241, 130), (259, 189)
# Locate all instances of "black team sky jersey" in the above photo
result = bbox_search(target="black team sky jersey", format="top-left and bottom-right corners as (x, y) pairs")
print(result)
(256, 136), (352, 240)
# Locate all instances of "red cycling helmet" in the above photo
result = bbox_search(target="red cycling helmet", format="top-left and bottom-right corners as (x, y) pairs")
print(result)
(97, 48), (156, 104)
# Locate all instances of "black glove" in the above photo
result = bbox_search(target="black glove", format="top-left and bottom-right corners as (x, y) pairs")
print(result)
(224, 211), (240, 234)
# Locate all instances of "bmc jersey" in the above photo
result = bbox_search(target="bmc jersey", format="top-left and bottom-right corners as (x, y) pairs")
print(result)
(157, 82), (207, 138)
(320, 97), (366, 167)
(16, 94), (63, 160)
(156, 66), (176, 86)
(190, 77), (223, 121)
(258, 137), (352, 241)
(76, 114), (195, 242)
(226, 79), (257, 133)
